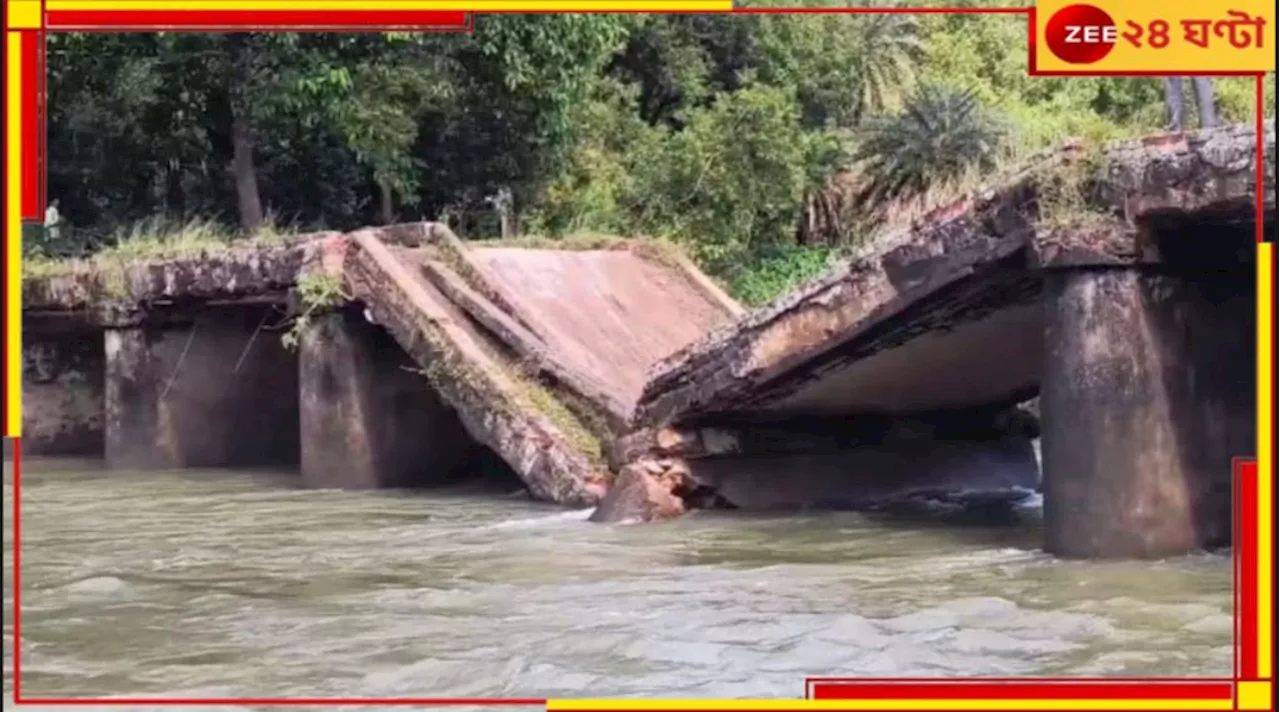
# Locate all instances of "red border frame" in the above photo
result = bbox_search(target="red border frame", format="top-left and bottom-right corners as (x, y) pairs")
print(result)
(806, 460), (1267, 702)
(806, 680), (1239, 701)
(4, 4), (1274, 708)
(45, 10), (473, 31)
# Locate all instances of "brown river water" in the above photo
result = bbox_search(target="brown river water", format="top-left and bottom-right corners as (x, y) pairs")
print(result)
(3, 454), (1232, 710)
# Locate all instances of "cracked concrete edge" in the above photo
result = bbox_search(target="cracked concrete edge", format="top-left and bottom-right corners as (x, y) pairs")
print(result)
(399, 220), (744, 426)
(634, 122), (1276, 429)
(23, 223), (610, 505)
(1096, 122), (1276, 220)
(22, 231), (345, 316)
(344, 229), (609, 507)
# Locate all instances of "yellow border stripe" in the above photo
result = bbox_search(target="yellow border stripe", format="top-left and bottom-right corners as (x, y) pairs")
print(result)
(4, 33), (22, 439)
(547, 701), (1232, 711)
(1257, 242), (1274, 679)
(47, 0), (734, 10)
(1237, 681), (1274, 710)
(6, 0), (43, 29)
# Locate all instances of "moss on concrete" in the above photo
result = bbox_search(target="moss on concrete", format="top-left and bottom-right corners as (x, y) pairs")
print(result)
(414, 332), (605, 469)
(510, 371), (606, 467)
(282, 272), (352, 350)
(1031, 144), (1114, 231)
(24, 218), (298, 282)
(468, 233), (691, 270)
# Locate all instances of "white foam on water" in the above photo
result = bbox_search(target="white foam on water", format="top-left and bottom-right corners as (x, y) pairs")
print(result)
(1013, 487), (1044, 511)
(483, 507), (595, 531)
(62, 575), (129, 597)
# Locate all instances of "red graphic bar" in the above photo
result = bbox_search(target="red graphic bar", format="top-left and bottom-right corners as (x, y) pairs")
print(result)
(808, 681), (1235, 700)
(45, 10), (472, 31)
(18, 698), (545, 706)
(20, 30), (43, 220)
(731, 6), (1030, 13)
(9, 439), (19, 698)
(1235, 459), (1259, 679)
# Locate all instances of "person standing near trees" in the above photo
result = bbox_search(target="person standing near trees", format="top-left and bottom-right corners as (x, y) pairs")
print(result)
(1163, 77), (1219, 131)
(44, 198), (63, 242)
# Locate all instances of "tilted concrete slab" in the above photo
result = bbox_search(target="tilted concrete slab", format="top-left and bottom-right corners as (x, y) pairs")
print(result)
(337, 229), (612, 506)
(19, 123), (1272, 531)
(380, 225), (741, 431)
(19, 221), (743, 506)
(331, 225), (739, 504)
(634, 122), (1276, 428)
(464, 245), (741, 414)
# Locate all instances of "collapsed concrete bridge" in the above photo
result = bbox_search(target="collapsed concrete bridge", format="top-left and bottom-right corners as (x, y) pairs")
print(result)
(22, 225), (740, 507)
(19, 122), (1274, 560)
(611, 123), (1274, 558)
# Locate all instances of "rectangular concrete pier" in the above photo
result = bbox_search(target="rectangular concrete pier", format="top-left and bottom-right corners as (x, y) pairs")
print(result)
(298, 309), (475, 489)
(22, 321), (104, 456)
(103, 305), (299, 470)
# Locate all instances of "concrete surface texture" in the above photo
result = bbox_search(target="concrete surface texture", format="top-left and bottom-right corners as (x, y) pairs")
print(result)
(467, 246), (738, 411)
(342, 229), (611, 507)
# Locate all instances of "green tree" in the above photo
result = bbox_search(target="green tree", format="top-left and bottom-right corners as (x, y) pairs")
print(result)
(39, 15), (1275, 304)
(626, 82), (842, 270)
(854, 84), (1005, 209)
(610, 10), (923, 131)
(415, 14), (632, 231)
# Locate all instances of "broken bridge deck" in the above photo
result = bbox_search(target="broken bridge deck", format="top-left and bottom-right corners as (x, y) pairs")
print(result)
(632, 123), (1277, 430)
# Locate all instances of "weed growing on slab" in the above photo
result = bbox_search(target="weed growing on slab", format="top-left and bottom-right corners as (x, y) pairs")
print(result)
(23, 215), (297, 281)
(1032, 146), (1115, 231)
(282, 272), (351, 350)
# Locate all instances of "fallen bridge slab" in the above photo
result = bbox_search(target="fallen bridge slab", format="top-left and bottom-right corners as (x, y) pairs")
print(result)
(435, 235), (741, 427)
(633, 123), (1276, 430)
(337, 228), (612, 506)
(617, 122), (1273, 558)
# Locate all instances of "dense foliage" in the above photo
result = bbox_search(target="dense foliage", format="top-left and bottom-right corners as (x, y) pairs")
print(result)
(40, 8), (1276, 303)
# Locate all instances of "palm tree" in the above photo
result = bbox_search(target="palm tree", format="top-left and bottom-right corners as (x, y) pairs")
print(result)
(846, 12), (927, 123)
(853, 84), (1005, 210)
(795, 10), (925, 244)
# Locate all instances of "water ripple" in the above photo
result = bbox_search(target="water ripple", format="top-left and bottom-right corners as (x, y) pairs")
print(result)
(4, 458), (1232, 703)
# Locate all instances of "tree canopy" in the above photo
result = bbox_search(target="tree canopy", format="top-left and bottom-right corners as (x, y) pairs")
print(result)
(40, 9), (1275, 303)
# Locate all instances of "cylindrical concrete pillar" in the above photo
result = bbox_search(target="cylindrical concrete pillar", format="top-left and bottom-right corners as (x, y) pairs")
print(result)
(1041, 268), (1254, 559)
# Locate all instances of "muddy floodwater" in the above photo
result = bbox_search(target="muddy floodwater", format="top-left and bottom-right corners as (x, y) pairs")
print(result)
(4, 456), (1232, 709)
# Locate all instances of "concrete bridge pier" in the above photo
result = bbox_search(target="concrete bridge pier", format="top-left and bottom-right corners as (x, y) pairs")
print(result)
(22, 320), (105, 456)
(103, 305), (300, 470)
(297, 308), (477, 489)
(1040, 266), (1254, 559)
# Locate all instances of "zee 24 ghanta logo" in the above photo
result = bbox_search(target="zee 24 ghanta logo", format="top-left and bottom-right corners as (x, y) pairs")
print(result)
(1044, 3), (1269, 65)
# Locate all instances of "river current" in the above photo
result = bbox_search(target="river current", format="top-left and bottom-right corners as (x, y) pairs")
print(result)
(3, 455), (1232, 709)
